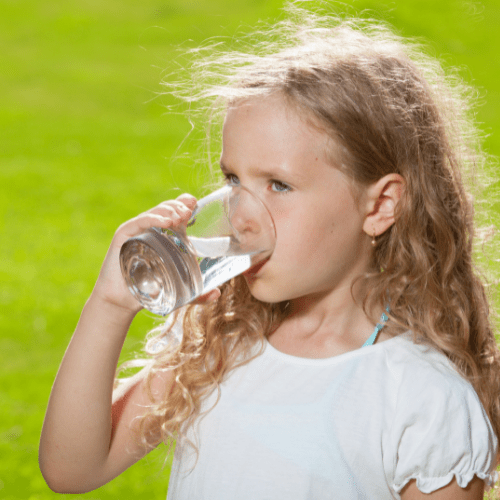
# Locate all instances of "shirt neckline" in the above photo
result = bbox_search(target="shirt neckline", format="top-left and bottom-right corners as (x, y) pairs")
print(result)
(263, 331), (412, 366)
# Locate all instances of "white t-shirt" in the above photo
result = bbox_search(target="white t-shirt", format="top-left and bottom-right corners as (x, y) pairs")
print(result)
(166, 332), (498, 499)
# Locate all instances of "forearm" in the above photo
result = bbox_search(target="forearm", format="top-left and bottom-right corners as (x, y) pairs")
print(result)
(39, 294), (136, 489)
(39, 196), (196, 492)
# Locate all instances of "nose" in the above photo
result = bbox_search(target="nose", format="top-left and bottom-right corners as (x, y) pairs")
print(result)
(226, 186), (276, 255)
(229, 190), (262, 237)
(231, 215), (262, 242)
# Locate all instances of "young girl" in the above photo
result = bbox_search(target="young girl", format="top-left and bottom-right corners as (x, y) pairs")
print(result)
(39, 6), (500, 499)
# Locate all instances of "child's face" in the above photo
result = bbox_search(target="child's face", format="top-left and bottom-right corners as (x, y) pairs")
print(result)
(220, 96), (373, 304)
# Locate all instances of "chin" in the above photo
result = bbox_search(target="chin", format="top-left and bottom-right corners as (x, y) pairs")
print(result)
(245, 279), (291, 304)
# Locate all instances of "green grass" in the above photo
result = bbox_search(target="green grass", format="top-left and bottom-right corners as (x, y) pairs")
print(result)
(1, 0), (499, 498)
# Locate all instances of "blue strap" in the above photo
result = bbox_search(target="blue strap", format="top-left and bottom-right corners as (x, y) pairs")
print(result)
(362, 307), (390, 347)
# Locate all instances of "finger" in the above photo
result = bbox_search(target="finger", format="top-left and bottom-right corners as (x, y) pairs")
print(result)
(176, 193), (197, 210)
(195, 288), (221, 304)
(151, 202), (191, 221)
(115, 197), (197, 244)
(157, 200), (193, 213)
(117, 213), (176, 237)
(148, 199), (197, 227)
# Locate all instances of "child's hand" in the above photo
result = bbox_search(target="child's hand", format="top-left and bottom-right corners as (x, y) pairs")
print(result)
(92, 193), (199, 315)
(195, 287), (222, 304)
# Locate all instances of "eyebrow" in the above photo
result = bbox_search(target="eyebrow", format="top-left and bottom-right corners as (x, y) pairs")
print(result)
(219, 161), (306, 183)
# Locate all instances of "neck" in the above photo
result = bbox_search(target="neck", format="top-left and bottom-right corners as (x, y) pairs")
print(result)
(271, 282), (383, 357)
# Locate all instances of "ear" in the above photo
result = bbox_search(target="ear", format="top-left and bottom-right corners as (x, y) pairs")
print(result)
(362, 174), (405, 238)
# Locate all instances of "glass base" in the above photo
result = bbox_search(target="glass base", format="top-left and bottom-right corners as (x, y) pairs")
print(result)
(119, 228), (203, 315)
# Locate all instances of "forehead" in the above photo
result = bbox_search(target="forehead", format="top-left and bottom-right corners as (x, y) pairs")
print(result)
(221, 96), (332, 167)
(221, 96), (366, 203)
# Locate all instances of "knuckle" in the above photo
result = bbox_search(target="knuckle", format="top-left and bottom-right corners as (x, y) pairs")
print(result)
(156, 206), (176, 218)
(176, 193), (197, 207)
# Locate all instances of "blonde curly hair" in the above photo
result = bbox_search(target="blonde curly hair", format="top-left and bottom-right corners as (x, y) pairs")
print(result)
(117, 4), (500, 468)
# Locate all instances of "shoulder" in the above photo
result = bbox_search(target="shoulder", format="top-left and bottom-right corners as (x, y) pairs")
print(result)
(382, 332), (493, 433)
(381, 332), (473, 399)
(368, 332), (489, 440)
(380, 333), (498, 495)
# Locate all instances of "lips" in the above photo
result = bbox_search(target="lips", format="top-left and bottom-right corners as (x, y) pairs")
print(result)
(242, 257), (269, 278)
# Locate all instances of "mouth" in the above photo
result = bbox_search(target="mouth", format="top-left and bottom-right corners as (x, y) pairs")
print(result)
(242, 257), (270, 278)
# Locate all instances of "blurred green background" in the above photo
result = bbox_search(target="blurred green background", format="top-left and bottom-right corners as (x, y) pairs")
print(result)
(1, 0), (499, 499)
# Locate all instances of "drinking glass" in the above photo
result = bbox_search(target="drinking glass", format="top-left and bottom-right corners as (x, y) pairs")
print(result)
(119, 185), (275, 315)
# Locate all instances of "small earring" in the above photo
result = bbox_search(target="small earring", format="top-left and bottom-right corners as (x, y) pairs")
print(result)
(371, 230), (377, 246)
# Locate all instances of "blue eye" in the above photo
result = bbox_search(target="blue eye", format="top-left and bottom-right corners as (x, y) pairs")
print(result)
(223, 173), (290, 193)
(271, 180), (291, 193)
(224, 173), (240, 186)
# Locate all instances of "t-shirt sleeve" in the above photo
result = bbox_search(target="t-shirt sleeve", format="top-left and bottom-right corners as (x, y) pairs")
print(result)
(389, 359), (498, 495)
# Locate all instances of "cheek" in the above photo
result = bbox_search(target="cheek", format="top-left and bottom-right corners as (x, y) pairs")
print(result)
(270, 207), (293, 245)
(272, 206), (293, 231)
(273, 208), (325, 257)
